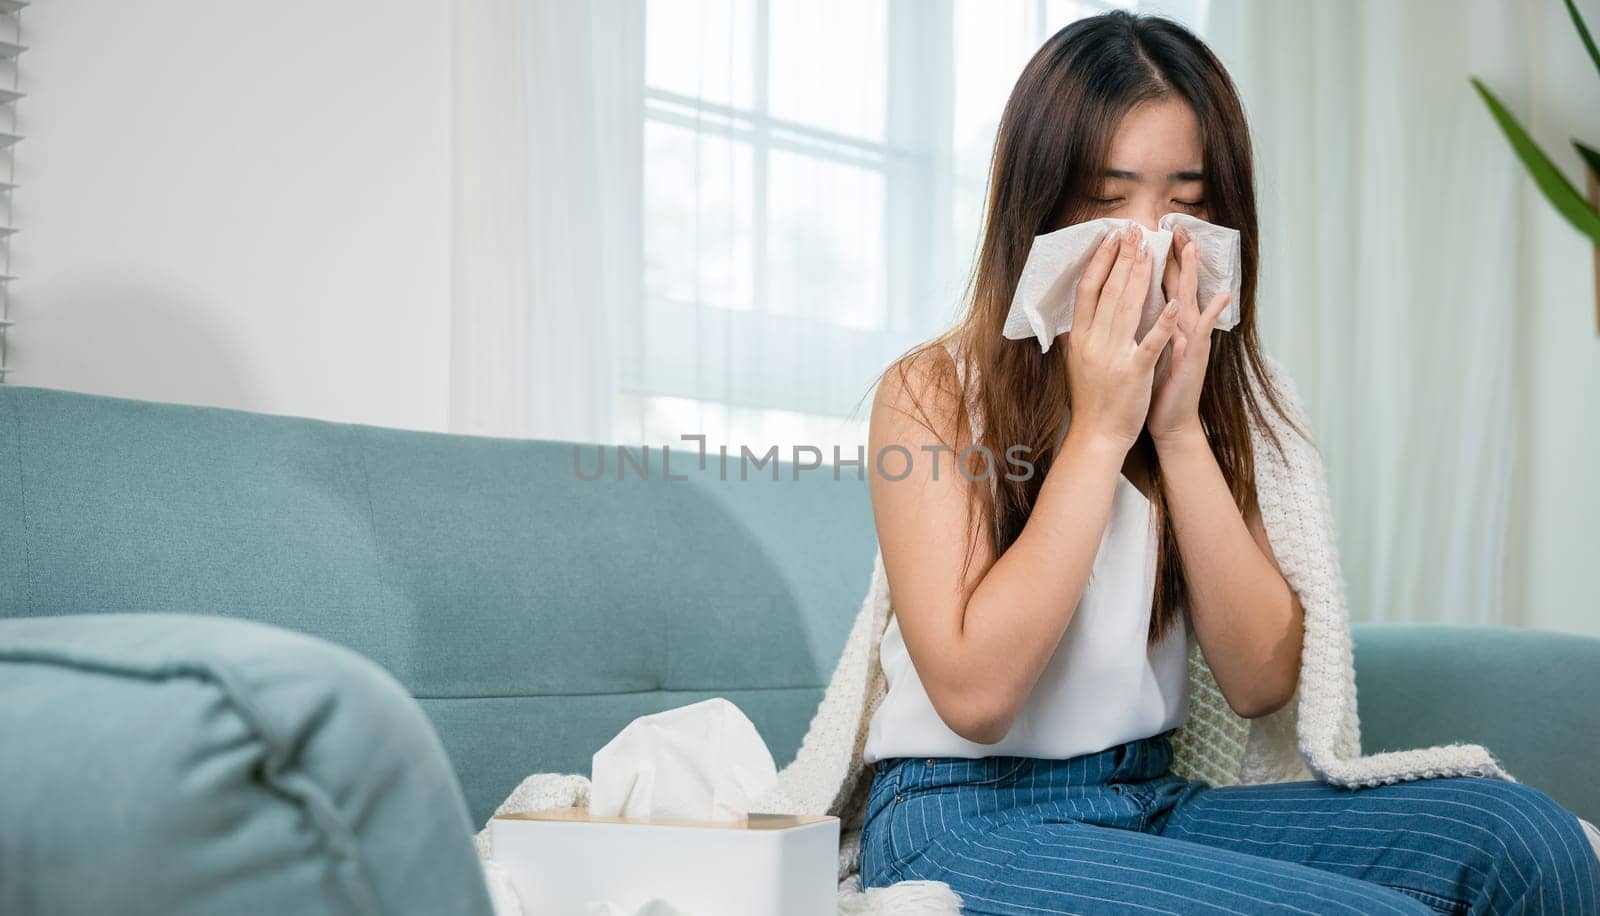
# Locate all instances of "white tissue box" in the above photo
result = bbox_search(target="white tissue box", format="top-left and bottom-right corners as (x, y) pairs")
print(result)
(489, 804), (840, 915)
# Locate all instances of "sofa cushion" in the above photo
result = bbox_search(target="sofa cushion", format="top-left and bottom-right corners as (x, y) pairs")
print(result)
(0, 613), (493, 916)
(1353, 623), (1600, 825)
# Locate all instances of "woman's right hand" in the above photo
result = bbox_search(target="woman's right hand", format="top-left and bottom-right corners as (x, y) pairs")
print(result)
(1058, 222), (1180, 452)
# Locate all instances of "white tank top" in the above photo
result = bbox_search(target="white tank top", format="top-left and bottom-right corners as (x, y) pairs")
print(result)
(862, 346), (1193, 764)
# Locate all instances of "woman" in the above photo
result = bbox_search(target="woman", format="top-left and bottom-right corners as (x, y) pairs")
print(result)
(857, 10), (1599, 915)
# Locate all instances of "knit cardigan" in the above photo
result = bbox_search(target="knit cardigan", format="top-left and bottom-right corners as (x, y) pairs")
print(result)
(475, 351), (1523, 915)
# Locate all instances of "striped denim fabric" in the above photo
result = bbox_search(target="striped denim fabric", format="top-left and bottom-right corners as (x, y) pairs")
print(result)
(860, 727), (1599, 915)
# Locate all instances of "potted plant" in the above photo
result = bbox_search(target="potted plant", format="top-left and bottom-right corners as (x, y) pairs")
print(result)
(1470, 0), (1600, 334)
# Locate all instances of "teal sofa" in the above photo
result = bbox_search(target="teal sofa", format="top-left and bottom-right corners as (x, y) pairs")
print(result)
(1, 385), (1595, 915)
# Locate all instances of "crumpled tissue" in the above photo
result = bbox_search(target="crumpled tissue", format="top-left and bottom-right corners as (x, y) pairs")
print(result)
(589, 697), (779, 822)
(1003, 212), (1242, 353)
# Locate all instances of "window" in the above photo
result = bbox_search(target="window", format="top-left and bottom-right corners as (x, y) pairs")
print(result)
(622, 0), (1161, 463)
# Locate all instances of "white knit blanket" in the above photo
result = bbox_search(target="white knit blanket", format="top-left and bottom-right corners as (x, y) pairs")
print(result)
(472, 353), (1595, 915)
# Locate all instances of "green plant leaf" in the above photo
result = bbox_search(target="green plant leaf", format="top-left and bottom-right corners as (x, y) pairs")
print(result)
(1576, 139), (1600, 182)
(1567, 0), (1600, 84)
(1470, 77), (1600, 244)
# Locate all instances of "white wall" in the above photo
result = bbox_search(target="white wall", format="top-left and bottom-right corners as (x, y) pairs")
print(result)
(12, 0), (452, 431)
(1516, 2), (1600, 637)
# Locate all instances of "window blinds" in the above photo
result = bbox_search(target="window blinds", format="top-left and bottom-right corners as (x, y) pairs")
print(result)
(0, 1), (23, 382)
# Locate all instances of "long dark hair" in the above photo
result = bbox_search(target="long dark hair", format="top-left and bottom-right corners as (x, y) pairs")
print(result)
(875, 10), (1310, 649)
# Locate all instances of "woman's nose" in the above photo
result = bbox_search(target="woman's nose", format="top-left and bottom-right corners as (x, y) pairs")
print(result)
(1130, 211), (1162, 232)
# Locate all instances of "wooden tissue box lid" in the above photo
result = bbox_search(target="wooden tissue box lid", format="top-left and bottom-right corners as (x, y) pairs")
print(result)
(492, 804), (835, 831)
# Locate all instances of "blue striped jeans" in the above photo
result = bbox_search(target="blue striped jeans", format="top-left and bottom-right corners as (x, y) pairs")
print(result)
(860, 728), (1600, 914)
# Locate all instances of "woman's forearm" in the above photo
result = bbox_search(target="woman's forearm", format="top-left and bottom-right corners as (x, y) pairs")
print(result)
(956, 424), (1131, 741)
(1154, 428), (1300, 718)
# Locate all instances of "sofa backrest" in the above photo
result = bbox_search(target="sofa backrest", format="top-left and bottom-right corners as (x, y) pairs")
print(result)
(0, 386), (878, 823)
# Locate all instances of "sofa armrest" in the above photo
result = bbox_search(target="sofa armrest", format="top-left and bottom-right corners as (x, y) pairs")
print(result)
(1352, 622), (1600, 824)
(0, 613), (495, 916)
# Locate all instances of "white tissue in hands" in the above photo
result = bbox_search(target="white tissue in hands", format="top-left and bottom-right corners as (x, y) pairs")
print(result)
(589, 697), (778, 822)
(1002, 212), (1242, 353)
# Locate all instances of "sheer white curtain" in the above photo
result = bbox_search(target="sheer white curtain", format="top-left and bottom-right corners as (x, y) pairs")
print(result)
(1205, 0), (1534, 626)
(450, 0), (641, 445)
(449, 0), (1532, 626)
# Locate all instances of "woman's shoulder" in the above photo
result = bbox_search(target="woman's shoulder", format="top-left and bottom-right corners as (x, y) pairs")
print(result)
(871, 335), (969, 436)
(1246, 351), (1316, 449)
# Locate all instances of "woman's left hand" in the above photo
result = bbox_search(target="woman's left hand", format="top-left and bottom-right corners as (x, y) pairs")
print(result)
(1146, 226), (1233, 446)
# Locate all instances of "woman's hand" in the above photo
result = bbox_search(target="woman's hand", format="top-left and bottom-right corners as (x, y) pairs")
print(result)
(1059, 223), (1182, 452)
(1147, 226), (1233, 446)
